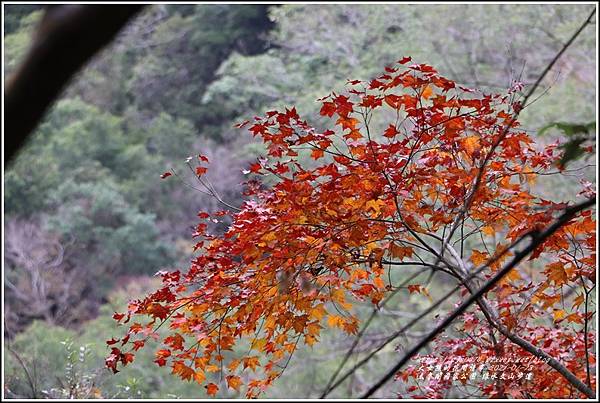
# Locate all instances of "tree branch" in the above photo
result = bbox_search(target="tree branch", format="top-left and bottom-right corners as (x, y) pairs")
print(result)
(320, 217), (545, 397)
(439, 6), (596, 260)
(4, 5), (145, 164)
(361, 196), (596, 398)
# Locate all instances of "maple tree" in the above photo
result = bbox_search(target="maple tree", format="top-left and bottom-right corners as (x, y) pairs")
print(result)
(106, 54), (596, 398)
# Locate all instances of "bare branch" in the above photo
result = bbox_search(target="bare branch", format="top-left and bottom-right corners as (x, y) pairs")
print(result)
(439, 6), (596, 259)
(361, 197), (596, 398)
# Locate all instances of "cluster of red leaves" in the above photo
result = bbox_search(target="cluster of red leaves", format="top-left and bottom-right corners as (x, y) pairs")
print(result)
(399, 326), (594, 399)
(398, 205), (596, 398)
(107, 57), (595, 398)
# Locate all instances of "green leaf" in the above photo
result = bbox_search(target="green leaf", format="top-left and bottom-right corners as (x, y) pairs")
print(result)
(538, 121), (595, 168)
(538, 121), (595, 137)
(558, 137), (589, 168)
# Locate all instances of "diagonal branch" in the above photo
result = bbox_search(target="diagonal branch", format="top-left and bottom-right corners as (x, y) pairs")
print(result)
(4, 5), (145, 164)
(361, 196), (596, 398)
(320, 269), (424, 397)
(439, 6), (596, 260)
(320, 212), (556, 397)
(451, 251), (595, 400)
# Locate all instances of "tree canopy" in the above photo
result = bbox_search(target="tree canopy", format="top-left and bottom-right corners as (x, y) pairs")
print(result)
(107, 56), (596, 398)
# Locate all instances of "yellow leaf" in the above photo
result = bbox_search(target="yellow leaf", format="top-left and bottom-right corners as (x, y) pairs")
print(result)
(264, 315), (277, 332)
(309, 303), (327, 320)
(194, 370), (206, 384)
(553, 309), (566, 322)
(351, 269), (369, 281)
(306, 321), (322, 337)
(365, 199), (385, 215)
(481, 225), (495, 236)
(92, 388), (103, 398)
(194, 356), (208, 370)
(250, 338), (267, 352)
(506, 268), (521, 281)
(462, 135), (480, 155)
(275, 333), (287, 345)
(190, 303), (209, 316)
(243, 356), (260, 371)
(470, 250), (488, 266)
(205, 364), (220, 373)
(304, 334), (318, 346)
(228, 359), (241, 372)
(572, 294), (585, 310)
(545, 262), (569, 287)
(331, 288), (345, 304)
(327, 315), (344, 329)
(274, 349), (285, 359)
(421, 287), (432, 302)
(499, 268), (521, 285)
(388, 243), (413, 260)
(422, 84), (433, 100)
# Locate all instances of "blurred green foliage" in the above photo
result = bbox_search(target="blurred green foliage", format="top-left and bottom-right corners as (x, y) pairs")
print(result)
(3, 9), (42, 72)
(4, 281), (214, 398)
(46, 177), (172, 275)
(539, 121), (596, 168)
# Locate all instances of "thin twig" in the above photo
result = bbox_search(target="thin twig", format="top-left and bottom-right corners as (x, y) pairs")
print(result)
(361, 197), (595, 398)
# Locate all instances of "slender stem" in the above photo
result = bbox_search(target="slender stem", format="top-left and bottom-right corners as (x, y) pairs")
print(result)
(361, 197), (595, 398)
